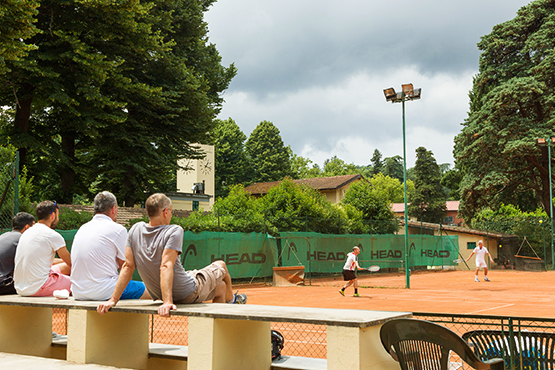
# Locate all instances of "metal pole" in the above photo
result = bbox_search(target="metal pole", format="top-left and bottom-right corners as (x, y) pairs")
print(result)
(549, 143), (554, 270)
(402, 93), (410, 289)
(14, 151), (19, 215)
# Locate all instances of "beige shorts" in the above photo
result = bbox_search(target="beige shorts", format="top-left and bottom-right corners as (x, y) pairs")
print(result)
(178, 262), (226, 304)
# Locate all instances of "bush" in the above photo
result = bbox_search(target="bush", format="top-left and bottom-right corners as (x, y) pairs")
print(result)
(56, 208), (93, 230)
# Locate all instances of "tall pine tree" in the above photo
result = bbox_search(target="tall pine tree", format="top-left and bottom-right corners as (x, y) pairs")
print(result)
(245, 121), (291, 183)
(408, 147), (447, 223)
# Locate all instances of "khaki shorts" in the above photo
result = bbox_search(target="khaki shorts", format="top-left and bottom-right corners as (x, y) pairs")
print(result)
(178, 262), (226, 304)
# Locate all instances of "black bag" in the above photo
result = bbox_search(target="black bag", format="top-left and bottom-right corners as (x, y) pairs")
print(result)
(271, 330), (284, 361)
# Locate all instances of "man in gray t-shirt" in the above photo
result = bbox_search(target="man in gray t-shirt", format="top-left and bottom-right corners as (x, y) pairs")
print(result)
(98, 193), (246, 317)
(127, 222), (195, 301)
(0, 212), (35, 295)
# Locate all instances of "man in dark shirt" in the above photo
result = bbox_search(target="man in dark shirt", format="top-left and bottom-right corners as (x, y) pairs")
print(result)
(0, 212), (35, 295)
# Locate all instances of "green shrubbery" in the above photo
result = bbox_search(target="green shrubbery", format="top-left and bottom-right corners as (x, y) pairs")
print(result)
(127, 177), (400, 235)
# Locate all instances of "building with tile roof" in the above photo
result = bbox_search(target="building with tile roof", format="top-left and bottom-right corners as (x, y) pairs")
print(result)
(391, 200), (465, 226)
(244, 174), (363, 204)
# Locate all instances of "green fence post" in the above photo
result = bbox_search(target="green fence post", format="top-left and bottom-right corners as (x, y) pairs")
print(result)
(14, 151), (19, 214)
(508, 317), (515, 370)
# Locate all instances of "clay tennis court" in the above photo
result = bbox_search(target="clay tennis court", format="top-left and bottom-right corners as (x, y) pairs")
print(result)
(236, 269), (555, 318)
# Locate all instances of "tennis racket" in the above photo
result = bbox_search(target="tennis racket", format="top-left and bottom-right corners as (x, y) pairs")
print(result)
(453, 259), (463, 264)
(367, 265), (380, 272)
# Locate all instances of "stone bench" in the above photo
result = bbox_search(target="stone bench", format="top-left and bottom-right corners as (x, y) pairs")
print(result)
(0, 295), (411, 370)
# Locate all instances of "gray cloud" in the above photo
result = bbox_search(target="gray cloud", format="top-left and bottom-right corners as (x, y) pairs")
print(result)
(206, 0), (531, 167)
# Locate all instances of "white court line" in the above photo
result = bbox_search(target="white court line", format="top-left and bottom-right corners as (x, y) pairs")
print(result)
(468, 303), (515, 314)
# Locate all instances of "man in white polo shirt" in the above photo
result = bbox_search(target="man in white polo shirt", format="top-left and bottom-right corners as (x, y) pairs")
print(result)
(465, 240), (494, 282)
(71, 191), (150, 301)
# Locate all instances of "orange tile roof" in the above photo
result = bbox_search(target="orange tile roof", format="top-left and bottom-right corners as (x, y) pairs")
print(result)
(244, 174), (363, 195)
(391, 200), (460, 213)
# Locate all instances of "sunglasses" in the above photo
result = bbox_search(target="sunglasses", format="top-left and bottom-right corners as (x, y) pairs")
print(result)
(50, 201), (57, 214)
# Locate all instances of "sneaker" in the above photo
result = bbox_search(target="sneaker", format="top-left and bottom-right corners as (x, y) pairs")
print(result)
(484, 277), (490, 282)
(353, 293), (360, 297)
(475, 277), (480, 282)
(339, 289), (345, 296)
(229, 290), (247, 304)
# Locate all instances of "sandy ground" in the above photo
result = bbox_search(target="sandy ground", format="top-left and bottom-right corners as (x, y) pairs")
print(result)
(234, 269), (555, 318)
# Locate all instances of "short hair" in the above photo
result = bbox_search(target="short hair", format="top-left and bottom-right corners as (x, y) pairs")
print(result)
(145, 193), (172, 218)
(94, 191), (117, 214)
(36, 200), (58, 221)
(353, 246), (360, 252)
(12, 212), (35, 230)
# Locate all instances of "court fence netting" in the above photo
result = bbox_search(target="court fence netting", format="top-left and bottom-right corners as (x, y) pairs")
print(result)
(52, 309), (555, 366)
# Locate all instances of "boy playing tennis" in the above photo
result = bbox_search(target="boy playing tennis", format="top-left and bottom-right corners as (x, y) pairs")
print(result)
(339, 246), (364, 297)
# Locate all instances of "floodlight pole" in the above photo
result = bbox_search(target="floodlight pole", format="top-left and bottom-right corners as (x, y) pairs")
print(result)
(539, 138), (555, 270)
(549, 143), (554, 270)
(384, 84), (420, 288)
(401, 94), (410, 288)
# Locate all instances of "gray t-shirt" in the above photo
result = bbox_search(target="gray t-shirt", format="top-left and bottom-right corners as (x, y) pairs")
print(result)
(0, 231), (21, 282)
(127, 222), (196, 301)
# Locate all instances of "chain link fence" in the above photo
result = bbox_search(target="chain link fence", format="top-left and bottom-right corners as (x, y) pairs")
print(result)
(0, 154), (17, 231)
(473, 217), (554, 271)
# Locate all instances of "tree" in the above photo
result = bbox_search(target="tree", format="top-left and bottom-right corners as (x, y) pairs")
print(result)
(289, 150), (321, 179)
(0, 0), (235, 205)
(454, 0), (555, 221)
(408, 147), (447, 223)
(370, 149), (384, 176)
(382, 155), (404, 182)
(370, 173), (414, 204)
(261, 178), (347, 234)
(441, 168), (462, 200)
(213, 118), (248, 198)
(321, 156), (359, 177)
(0, 0), (39, 75)
(341, 180), (397, 234)
(245, 121), (291, 183)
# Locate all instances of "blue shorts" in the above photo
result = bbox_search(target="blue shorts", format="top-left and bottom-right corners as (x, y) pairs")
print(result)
(120, 280), (146, 300)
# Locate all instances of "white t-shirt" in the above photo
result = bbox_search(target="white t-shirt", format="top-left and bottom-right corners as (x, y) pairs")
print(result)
(14, 223), (66, 296)
(473, 246), (489, 265)
(71, 214), (127, 301)
(343, 252), (358, 271)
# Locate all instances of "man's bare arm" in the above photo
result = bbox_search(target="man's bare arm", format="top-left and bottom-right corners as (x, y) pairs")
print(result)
(97, 246), (136, 315)
(158, 249), (179, 317)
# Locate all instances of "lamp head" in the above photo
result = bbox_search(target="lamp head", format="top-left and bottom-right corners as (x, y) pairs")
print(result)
(383, 87), (397, 102)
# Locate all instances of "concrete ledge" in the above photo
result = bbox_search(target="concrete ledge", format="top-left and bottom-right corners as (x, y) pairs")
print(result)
(271, 356), (327, 370)
(0, 352), (134, 369)
(148, 343), (188, 360)
(0, 295), (411, 328)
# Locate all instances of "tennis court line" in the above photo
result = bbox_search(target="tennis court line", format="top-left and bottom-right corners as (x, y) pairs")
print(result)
(468, 303), (514, 314)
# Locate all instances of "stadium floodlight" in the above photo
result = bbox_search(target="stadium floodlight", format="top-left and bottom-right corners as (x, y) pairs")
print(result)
(537, 137), (555, 270)
(384, 83), (422, 289)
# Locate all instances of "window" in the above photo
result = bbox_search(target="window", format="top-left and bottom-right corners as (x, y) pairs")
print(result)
(467, 242), (476, 250)
(192, 201), (199, 211)
(444, 216), (454, 224)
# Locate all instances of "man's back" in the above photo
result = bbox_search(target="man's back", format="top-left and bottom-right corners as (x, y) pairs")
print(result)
(128, 222), (195, 301)
(14, 223), (65, 295)
(0, 231), (21, 281)
(71, 214), (127, 300)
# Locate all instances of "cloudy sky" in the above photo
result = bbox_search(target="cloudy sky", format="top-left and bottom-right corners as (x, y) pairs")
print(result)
(205, 1), (531, 169)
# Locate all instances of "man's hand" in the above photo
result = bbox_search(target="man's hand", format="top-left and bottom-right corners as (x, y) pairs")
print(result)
(158, 302), (177, 317)
(97, 299), (116, 315)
